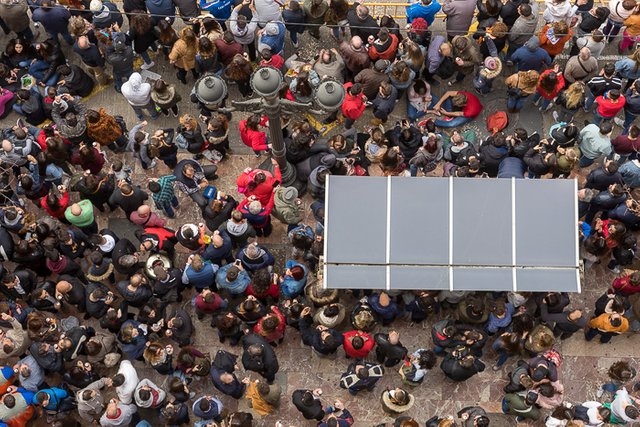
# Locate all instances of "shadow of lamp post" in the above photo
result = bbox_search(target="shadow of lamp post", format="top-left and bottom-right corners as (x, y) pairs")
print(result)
(193, 67), (345, 193)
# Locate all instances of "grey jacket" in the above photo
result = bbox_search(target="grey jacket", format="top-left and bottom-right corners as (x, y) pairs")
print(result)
(509, 14), (538, 46)
(0, 0), (29, 32)
(442, 0), (476, 36)
(77, 378), (108, 422)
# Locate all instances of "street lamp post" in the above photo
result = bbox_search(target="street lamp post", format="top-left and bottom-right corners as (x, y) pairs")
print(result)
(193, 68), (346, 191)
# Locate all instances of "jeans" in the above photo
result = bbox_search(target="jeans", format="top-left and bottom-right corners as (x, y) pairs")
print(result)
(289, 30), (300, 45)
(584, 92), (596, 111)
(188, 165), (218, 208)
(433, 98), (472, 128)
(585, 327), (616, 343)
(623, 110), (640, 134)
(28, 60), (58, 86)
(507, 95), (528, 112)
(603, 18), (624, 42)
(12, 87), (39, 115)
(49, 29), (74, 45)
(579, 155), (596, 167)
(140, 50), (152, 65)
(157, 195), (179, 218)
(131, 102), (159, 120)
(407, 94), (438, 121)
(505, 42), (522, 61)
(532, 91), (551, 110)
(593, 108), (614, 126)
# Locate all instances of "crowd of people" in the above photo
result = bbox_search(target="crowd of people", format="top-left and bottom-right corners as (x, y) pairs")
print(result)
(0, 0), (639, 425)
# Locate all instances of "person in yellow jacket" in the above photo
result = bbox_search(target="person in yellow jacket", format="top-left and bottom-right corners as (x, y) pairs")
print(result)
(585, 312), (629, 343)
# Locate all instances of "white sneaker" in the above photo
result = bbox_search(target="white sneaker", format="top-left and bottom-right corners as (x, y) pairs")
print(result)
(292, 40), (299, 48)
(141, 61), (155, 70)
(614, 117), (625, 128)
(552, 111), (559, 122)
(596, 386), (604, 398)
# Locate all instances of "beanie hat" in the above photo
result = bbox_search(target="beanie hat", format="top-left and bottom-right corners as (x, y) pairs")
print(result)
(283, 187), (298, 203)
(89, 0), (103, 12)
(374, 59), (390, 71)
(410, 18), (428, 36)
(484, 57), (498, 70)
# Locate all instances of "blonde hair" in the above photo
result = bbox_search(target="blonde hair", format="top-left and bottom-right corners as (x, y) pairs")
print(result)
(179, 114), (197, 130)
(564, 82), (585, 109)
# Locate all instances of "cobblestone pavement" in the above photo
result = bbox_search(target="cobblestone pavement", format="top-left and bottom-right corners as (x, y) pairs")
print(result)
(3, 11), (640, 427)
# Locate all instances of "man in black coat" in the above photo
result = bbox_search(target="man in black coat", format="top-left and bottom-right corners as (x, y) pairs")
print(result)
(108, 181), (148, 217)
(211, 350), (245, 399)
(111, 238), (141, 275)
(85, 282), (115, 320)
(374, 330), (407, 367)
(241, 333), (279, 383)
(165, 308), (193, 347)
(299, 309), (344, 356)
(291, 389), (325, 421)
(116, 273), (153, 308)
(0, 268), (36, 301)
(151, 264), (184, 304)
(56, 274), (87, 313)
(585, 159), (624, 191)
(440, 350), (485, 381)
(346, 3), (379, 41)
(30, 342), (64, 373)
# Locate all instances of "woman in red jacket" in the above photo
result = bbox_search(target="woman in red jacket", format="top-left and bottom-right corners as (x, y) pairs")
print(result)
(343, 330), (375, 359)
(342, 82), (367, 129)
(253, 305), (286, 344)
(533, 65), (565, 113)
(611, 271), (640, 296)
(239, 114), (271, 156)
(40, 187), (69, 220)
(236, 159), (281, 205)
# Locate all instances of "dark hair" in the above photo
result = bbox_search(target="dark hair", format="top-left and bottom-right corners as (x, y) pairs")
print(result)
(599, 121), (613, 135)
(301, 391), (314, 405)
(111, 374), (125, 387)
(351, 336), (364, 349)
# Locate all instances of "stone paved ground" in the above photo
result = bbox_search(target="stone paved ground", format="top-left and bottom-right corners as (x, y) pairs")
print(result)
(3, 8), (640, 427)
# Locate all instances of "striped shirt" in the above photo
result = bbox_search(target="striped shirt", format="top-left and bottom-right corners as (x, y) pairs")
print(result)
(151, 175), (176, 206)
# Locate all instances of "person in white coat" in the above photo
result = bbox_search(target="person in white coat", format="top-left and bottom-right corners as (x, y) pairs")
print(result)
(111, 360), (139, 404)
(134, 378), (166, 408)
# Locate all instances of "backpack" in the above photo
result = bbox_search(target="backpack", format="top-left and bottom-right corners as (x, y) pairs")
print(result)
(487, 111), (508, 134)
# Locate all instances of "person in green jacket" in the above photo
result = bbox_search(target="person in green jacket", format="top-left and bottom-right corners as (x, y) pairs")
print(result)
(502, 390), (541, 422)
(64, 199), (97, 234)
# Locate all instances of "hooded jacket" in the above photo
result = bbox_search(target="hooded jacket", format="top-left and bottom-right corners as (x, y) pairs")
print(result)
(254, 0), (282, 24)
(229, 6), (258, 44)
(121, 72), (152, 106)
(272, 187), (303, 225)
(511, 36), (552, 72)
(76, 378), (108, 422)
(106, 33), (134, 76)
(258, 21), (286, 55)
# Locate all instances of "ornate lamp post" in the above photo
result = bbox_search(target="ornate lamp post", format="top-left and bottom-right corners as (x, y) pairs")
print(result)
(193, 69), (346, 191)
(193, 73), (228, 110)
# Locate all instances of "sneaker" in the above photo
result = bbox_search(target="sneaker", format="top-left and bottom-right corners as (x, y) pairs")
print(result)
(506, 60), (514, 67)
(541, 103), (553, 112)
(492, 363), (502, 371)
(15, 118), (25, 129)
(254, 152), (261, 158)
(596, 386), (604, 398)
(292, 40), (299, 48)
(140, 61), (155, 70)
(614, 117), (625, 128)
(534, 97), (541, 107)
(609, 266), (621, 274)
(552, 111), (559, 122)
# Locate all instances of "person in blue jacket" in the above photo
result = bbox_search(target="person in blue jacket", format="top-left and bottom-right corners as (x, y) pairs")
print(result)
(281, 260), (308, 298)
(257, 21), (286, 55)
(118, 319), (149, 360)
(33, 386), (75, 418)
(216, 261), (251, 295)
(369, 292), (402, 326)
(200, 0), (233, 29)
(182, 254), (219, 291)
(146, 0), (176, 24)
(406, 0), (441, 25)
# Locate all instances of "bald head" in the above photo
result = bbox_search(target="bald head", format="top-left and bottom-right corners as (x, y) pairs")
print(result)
(579, 47), (591, 60)
(137, 205), (150, 217)
(70, 203), (82, 216)
(77, 35), (89, 49)
(351, 36), (363, 49)
(212, 234), (223, 248)
(1, 140), (11, 152)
